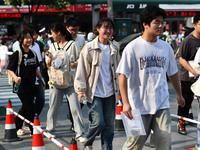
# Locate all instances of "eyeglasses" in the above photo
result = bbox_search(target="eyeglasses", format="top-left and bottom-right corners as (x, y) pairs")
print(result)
(68, 28), (79, 32)
(101, 26), (113, 31)
(152, 21), (167, 27)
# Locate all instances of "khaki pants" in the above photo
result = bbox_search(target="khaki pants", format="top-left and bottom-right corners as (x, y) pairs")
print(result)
(122, 108), (171, 150)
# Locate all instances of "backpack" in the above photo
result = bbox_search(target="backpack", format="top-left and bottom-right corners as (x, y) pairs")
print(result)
(48, 40), (74, 89)
(8, 48), (37, 86)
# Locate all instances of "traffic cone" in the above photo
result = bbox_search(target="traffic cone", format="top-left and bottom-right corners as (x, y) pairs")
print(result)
(32, 115), (45, 150)
(114, 95), (124, 131)
(69, 138), (78, 150)
(0, 99), (22, 142)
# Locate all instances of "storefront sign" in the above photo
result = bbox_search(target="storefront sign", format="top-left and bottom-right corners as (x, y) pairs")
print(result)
(166, 11), (196, 17)
(0, 5), (107, 13)
(0, 13), (21, 18)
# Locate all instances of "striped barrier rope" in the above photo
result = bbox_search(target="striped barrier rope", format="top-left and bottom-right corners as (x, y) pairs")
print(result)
(171, 114), (200, 125)
(7, 108), (69, 150)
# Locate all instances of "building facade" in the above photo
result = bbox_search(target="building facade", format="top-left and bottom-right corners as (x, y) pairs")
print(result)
(0, 3), (200, 39)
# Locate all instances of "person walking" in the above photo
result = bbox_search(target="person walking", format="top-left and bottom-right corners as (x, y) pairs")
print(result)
(65, 16), (86, 132)
(0, 40), (9, 75)
(177, 14), (200, 135)
(45, 23), (85, 141)
(37, 27), (49, 89)
(174, 26), (194, 59)
(26, 24), (45, 117)
(66, 17), (85, 51)
(7, 30), (43, 136)
(74, 18), (120, 150)
(116, 5), (185, 150)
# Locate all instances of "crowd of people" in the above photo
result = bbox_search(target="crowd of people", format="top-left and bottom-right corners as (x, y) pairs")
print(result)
(1, 4), (200, 150)
(160, 25), (195, 59)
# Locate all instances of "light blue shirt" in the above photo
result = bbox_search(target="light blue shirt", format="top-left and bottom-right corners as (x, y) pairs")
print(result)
(12, 41), (20, 52)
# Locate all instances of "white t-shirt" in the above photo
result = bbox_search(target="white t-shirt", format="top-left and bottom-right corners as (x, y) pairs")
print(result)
(12, 41), (20, 52)
(94, 42), (114, 98)
(116, 36), (178, 115)
(29, 42), (42, 85)
(74, 35), (85, 51)
(0, 45), (9, 60)
(30, 42), (42, 62)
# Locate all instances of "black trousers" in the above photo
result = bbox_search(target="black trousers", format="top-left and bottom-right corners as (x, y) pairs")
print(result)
(42, 62), (49, 89)
(15, 92), (35, 134)
(177, 81), (194, 117)
(34, 85), (45, 116)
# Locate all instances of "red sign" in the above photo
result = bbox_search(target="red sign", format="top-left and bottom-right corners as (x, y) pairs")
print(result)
(0, 13), (21, 18)
(166, 11), (196, 17)
(0, 5), (107, 14)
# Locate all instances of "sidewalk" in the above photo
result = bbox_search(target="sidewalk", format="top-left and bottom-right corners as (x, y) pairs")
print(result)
(0, 70), (199, 149)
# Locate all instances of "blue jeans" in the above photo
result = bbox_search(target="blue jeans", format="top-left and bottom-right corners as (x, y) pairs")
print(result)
(84, 94), (116, 150)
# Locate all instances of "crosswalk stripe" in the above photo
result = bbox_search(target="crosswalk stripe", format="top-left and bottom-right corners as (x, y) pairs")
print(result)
(0, 70), (67, 106)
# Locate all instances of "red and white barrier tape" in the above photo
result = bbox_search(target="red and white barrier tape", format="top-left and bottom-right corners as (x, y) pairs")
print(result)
(7, 108), (69, 150)
(171, 114), (200, 125)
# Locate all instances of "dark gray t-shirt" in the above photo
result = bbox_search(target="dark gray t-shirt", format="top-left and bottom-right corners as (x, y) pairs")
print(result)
(179, 34), (200, 81)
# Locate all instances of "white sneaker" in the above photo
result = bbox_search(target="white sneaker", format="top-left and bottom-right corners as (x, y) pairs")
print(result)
(17, 129), (25, 136)
(77, 136), (86, 143)
(83, 146), (93, 150)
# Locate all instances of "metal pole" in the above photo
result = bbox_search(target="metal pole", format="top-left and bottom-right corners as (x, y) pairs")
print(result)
(92, 4), (100, 30)
(107, 0), (113, 20)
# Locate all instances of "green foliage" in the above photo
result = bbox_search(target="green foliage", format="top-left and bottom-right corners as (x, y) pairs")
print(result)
(3, 0), (76, 11)
(47, 0), (70, 10)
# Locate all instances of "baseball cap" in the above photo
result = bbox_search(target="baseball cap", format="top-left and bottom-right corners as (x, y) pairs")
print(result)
(182, 26), (191, 32)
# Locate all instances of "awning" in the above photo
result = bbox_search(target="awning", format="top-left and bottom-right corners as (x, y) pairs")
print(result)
(76, 0), (200, 4)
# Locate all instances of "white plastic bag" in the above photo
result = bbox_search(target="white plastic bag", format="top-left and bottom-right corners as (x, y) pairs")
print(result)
(191, 78), (200, 97)
(121, 109), (146, 137)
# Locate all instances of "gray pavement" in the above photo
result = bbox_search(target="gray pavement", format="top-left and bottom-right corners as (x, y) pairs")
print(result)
(0, 69), (199, 150)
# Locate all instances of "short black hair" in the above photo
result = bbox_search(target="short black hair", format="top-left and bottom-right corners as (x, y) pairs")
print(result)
(65, 17), (81, 27)
(1, 40), (7, 45)
(96, 18), (114, 29)
(140, 5), (166, 31)
(93, 30), (99, 35)
(25, 24), (38, 36)
(18, 30), (34, 49)
(50, 23), (72, 41)
(193, 14), (200, 24)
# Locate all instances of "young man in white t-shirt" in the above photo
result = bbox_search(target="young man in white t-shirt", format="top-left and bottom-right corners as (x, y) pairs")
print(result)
(117, 5), (185, 150)
(66, 17), (85, 51)
(65, 16), (86, 132)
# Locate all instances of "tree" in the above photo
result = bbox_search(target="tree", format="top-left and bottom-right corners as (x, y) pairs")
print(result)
(3, 0), (76, 23)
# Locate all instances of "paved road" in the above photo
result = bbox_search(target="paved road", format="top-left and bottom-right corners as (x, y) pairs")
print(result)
(0, 70), (50, 106)
(0, 69), (199, 150)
